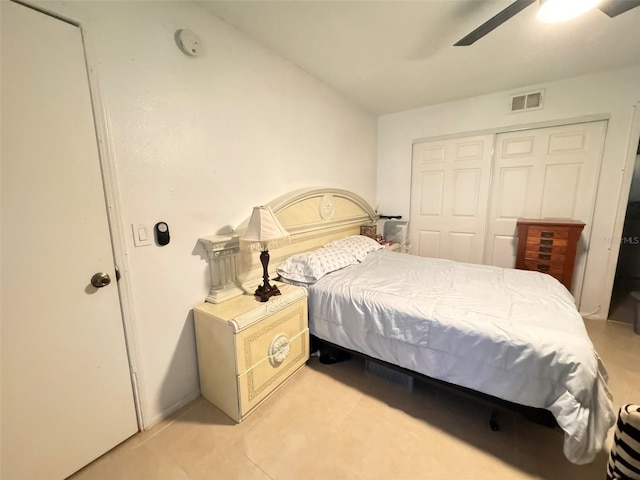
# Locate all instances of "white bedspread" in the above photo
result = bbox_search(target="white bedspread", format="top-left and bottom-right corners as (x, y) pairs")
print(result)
(306, 249), (615, 464)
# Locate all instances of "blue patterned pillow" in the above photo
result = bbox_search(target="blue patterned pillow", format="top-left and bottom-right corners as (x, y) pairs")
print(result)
(277, 247), (358, 284)
(323, 235), (383, 261)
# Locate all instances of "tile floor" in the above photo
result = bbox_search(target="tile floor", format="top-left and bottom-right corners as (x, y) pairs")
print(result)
(70, 320), (640, 480)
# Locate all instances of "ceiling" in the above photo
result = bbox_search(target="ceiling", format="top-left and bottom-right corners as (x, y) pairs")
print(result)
(199, 1), (640, 115)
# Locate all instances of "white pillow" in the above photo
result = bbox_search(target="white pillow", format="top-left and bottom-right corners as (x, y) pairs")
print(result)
(323, 235), (383, 261)
(277, 247), (358, 284)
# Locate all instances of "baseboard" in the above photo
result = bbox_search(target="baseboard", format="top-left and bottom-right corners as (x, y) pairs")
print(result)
(142, 389), (202, 430)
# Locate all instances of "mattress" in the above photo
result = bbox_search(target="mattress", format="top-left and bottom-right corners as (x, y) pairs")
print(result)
(306, 249), (615, 464)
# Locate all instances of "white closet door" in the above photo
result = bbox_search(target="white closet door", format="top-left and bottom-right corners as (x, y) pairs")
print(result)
(484, 121), (607, 301)
(1, 3), (138, 479)
(410, 135), (494, 263)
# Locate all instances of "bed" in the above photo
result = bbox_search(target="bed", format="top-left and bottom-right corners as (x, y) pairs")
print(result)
(199, 187), (615, 465)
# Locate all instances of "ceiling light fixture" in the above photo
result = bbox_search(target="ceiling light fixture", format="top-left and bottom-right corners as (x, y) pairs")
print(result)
(537, 0), (604, 23)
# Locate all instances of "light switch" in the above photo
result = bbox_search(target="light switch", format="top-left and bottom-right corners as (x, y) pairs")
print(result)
(132, 224), (152, 247)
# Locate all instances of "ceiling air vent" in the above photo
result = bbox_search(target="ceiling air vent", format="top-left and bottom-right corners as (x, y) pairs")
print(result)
(510, 90), (544, 113)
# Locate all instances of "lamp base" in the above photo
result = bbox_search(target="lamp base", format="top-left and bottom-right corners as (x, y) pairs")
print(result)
(254, 283), (281, 303)
(254, 249), (281, 302)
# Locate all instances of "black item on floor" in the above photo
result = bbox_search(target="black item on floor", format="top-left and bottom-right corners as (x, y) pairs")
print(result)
(318, 348), (351, 365)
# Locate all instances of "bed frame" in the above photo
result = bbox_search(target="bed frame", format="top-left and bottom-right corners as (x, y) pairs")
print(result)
(311, 336), (557, 431)
(199, 186), (557, 431)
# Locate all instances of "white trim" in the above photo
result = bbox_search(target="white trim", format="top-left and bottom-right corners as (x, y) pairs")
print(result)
(143, 389), (202, 429)
(79, 24), (146, 430)
(411, 113), (611, 145)
(599, 102), (640, 320)
(576, 120), (609, 313)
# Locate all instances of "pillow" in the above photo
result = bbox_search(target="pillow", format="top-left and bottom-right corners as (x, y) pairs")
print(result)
(323, 234), (383, 261)
(277, 247), (358, 284)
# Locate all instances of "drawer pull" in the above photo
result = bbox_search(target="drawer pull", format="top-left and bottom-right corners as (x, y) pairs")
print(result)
(540, 239), (553, 246)
(541, 231), (554, 238)
(539, 246), (552, 253)
(538, 264), (550, 272)
(268, 333), (290, 367)
(538, 253), (551, 260)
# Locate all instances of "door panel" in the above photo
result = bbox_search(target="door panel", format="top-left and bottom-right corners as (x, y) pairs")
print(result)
(410, 135), (493, 264)
(497, 167), (531, 218)
(420, 171), (444, 215)
(1, 3), (138, 479)
(541, 163), (582, 218)
(417, 230), (441, 258)
(453, 169), (482, 216)
(449, 232), (476, 263)
(484, 121), (606, 303)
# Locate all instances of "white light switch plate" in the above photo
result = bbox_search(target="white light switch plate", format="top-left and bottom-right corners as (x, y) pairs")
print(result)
(132, 224), (152, 247)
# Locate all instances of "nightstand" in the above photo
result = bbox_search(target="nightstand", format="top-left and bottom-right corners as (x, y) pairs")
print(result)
(193, 284), (309, 422)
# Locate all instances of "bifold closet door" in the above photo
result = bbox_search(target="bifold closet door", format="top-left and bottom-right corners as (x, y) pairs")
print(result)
(484, 121), (607, 301)
(1, 3), (138, 479)
(410, 135), (494, 263)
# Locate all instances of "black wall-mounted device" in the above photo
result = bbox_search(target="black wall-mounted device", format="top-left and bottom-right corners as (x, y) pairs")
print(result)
(155, 222), (170, 246)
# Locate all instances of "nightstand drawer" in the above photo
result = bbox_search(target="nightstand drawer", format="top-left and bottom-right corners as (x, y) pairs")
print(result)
(238, 328), (309, 416)
(236, 299), (308, 374)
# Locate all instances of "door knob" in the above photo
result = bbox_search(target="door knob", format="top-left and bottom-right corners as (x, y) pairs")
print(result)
(90, 272), (111, 288)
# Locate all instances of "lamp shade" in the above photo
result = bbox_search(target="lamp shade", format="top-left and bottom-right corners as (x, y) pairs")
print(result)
(240, 205), (289, 251)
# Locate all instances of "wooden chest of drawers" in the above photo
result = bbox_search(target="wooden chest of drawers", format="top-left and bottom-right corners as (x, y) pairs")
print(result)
(193, 284), (309, 422)
(515, 219), (585, 291)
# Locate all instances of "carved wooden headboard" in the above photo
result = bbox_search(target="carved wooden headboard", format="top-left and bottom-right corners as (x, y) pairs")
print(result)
(199, 187), (378, 303)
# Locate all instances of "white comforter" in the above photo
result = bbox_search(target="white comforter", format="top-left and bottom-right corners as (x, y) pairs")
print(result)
(306, 249), (615, 464)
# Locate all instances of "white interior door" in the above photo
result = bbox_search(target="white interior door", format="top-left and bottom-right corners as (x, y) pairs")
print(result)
(410, 135), (493, 263)
(1, 3), (138, 479)
(484, 121), (607, 302)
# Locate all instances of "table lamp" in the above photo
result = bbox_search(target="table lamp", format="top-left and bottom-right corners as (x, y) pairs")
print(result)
(240, 205), (289, 302)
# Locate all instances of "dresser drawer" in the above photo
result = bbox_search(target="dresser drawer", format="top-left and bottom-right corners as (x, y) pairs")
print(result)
(524, 250), (566, 263)
(238, 328), (309, 416)
(526, 226), (570, 240)
(523, 259), (564, 277)
(235, 299), (307, 374)
(525, 239), (567, 255)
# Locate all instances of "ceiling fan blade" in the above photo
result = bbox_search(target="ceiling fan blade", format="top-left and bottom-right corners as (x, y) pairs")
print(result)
(454, 0), (536, 46)
(598, 0), (640, 17)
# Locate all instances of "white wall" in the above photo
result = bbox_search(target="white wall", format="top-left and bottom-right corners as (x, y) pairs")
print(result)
(35, 1), (377, 427)
(378, 65), (640, 320)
